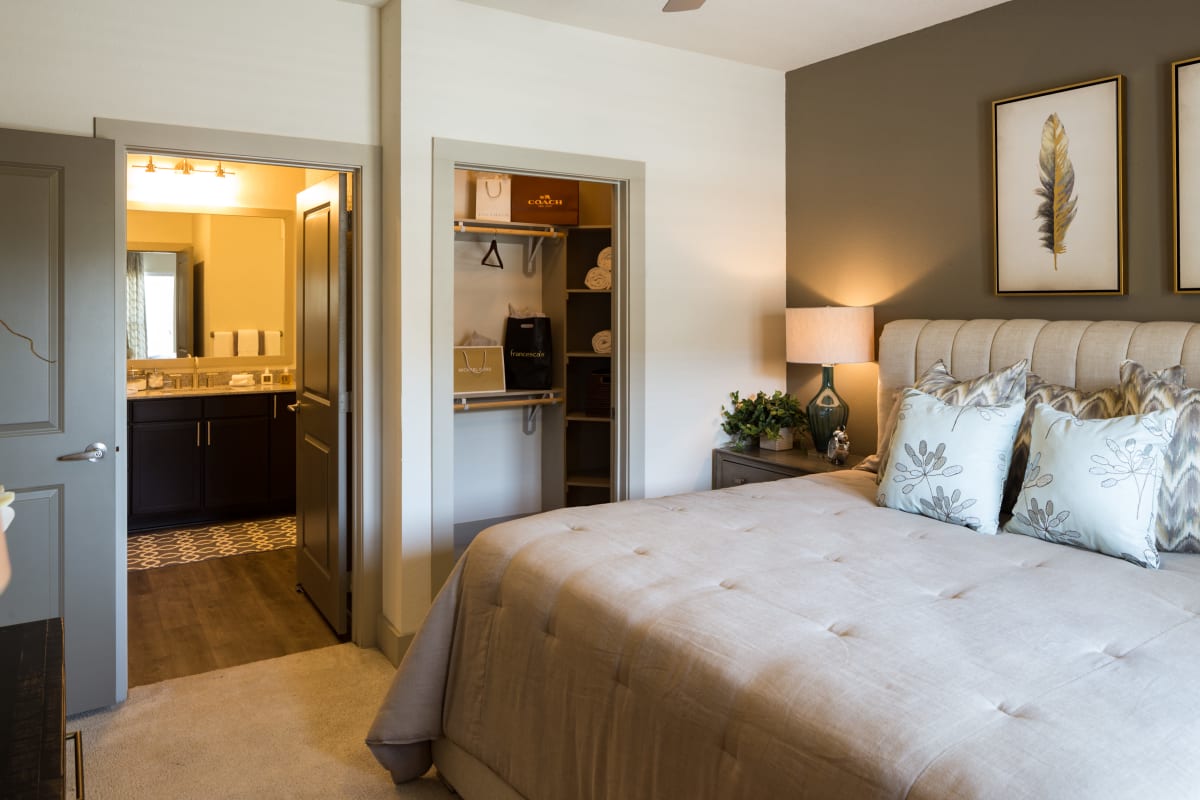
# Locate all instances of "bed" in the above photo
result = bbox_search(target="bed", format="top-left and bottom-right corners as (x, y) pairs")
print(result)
(368, 319), (1200, 799)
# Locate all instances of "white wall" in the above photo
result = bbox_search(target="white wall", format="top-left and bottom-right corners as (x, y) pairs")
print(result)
(0, 0), (377, 144)
(383, 0), (786, 634)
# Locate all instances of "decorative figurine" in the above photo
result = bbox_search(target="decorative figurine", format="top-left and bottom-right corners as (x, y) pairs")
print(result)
(826, 426), (850, 465)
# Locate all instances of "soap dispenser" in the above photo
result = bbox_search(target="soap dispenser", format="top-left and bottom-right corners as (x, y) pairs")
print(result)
(279, 368), (294, 386)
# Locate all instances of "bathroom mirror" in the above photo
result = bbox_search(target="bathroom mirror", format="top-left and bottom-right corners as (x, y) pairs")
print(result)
(126, 209), (291, 362)
(126, 249), (193, 359)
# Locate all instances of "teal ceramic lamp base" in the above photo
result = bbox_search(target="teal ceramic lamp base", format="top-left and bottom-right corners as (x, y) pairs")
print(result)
(807, 365), (848, 453)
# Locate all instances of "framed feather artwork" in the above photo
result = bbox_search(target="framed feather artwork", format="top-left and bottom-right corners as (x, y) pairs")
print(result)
(992, 75), (1125, 295)
(1174, 56), (1200, 292)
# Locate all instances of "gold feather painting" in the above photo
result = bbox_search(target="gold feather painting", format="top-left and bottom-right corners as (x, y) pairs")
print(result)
(1035, 113), (1078, 271)
(993, 75), (1124, 295)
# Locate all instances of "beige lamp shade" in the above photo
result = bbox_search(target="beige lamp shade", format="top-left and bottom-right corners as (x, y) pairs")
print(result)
(786, 306), (875, 365)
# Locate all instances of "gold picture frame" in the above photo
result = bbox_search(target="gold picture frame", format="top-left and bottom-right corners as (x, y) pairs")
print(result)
(992, 75), (1125, 296)
(1174, 56), (1200, 292)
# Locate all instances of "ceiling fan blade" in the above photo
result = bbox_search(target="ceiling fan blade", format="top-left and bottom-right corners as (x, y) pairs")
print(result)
(662, 0), (705, 11)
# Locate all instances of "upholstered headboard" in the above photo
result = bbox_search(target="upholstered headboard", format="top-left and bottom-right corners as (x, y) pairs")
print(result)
(876, 319), (1200, 450)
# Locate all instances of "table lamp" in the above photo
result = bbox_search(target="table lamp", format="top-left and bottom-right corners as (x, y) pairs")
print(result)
(786, 306), (875, 453)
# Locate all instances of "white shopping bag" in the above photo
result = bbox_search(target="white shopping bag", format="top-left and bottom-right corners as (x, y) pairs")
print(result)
(475, 173), (511, 222)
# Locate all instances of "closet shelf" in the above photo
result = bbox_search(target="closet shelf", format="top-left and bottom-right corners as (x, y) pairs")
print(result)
(567, 289), (612, 295)
(566, 351), (612, 359)
(453, 219), (566, 240)
(453, 388), (563, 412)
(566, 413), (610, 423)
(454, 219), (565, 274)
(565, 471), (611, 489)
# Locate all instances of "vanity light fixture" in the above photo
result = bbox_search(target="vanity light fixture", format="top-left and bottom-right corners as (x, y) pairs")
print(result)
(131, 156), (235, 177)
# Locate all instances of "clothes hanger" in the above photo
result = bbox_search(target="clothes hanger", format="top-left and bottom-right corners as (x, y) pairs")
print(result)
(482, 239), (504, 269)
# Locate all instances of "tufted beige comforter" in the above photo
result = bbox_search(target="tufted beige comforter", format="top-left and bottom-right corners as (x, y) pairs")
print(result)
(368, 471), (1200, 799)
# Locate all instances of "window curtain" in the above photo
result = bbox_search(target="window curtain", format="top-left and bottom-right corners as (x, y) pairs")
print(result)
(126, 252), (147, 359)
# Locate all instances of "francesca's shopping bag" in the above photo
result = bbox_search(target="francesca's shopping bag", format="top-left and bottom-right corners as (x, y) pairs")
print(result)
(504, 317), (553, 389)
(474, 174), (511, 222)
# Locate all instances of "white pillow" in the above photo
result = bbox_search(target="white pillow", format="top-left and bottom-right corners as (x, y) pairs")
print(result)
(877, 389), (1023, 535)
(1004, 404), (1176, 568)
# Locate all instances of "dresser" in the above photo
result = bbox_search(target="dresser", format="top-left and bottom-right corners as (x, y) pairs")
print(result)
(0, 618), (80, 799)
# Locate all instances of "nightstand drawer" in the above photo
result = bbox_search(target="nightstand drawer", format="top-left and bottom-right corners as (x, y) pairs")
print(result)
(716, 460), (792, 488)
(712, 447), (863, 490)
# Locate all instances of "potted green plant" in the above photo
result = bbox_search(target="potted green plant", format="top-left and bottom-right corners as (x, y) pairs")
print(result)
(720, 390), (809, 451)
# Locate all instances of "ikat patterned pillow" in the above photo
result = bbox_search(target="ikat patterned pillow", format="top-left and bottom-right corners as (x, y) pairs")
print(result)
(1000, 376), (1124, 516)
(877, 389), (1024, 535)
(1120, 360), (1200, 552)
(874, 358), (1029, 481)
(1005, 404), (1175, 569)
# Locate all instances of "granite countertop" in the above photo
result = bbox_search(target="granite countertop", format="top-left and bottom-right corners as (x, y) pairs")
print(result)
(127, 384), (296, 399)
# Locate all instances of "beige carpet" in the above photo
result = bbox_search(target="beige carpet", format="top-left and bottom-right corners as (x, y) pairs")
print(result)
(66, 644), (455, 800)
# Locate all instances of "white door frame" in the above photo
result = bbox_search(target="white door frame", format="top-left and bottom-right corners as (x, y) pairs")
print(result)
(94, 118), (382, 655)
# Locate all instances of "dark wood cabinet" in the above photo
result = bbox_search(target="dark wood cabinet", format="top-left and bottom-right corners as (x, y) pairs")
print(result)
(128, 391), (297, 532)
(204, 416), (271, 512)
(269, 392), (297, 506)
(0, 619), (69, 799)
(129, 419), (204, 519)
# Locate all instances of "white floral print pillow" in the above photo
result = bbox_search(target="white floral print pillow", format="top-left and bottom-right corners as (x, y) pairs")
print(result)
(1004, 404), (1176, 568)
(877, 389), (1024, 535)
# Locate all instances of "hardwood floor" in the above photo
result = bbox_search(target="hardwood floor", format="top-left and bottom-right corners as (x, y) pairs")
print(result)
(127, 547), (341, 688)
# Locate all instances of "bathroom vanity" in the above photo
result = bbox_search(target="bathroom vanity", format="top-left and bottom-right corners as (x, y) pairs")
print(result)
(127, 388), (296, 532)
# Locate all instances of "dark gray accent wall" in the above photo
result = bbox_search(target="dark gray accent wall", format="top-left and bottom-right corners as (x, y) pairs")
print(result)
(786, 0), (1200, 452)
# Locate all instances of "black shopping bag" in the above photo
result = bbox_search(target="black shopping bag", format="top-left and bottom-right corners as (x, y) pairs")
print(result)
(504, 317), (553, 389)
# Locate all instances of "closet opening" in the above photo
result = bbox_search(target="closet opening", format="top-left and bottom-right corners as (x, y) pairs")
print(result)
(428, 138), (646, 594)
(449, 172), (621, 557)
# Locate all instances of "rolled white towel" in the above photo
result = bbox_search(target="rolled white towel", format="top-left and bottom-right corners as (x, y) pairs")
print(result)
(596, 246), (613, 272)
(591, 329), (612, 354)
(584, 267), (611, 291)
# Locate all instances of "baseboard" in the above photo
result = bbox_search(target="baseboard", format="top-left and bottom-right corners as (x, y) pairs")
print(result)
(376, 614), (415, 666)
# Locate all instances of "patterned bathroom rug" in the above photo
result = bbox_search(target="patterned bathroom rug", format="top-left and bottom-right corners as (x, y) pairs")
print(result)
(128, 516), (296, 571)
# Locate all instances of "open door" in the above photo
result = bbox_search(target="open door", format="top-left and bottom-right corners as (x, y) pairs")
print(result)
(294, 174), (350, 634)
(0, 127), (119, 713)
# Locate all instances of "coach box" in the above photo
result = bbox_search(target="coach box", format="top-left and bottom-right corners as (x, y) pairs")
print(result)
(511, 176), (580, 226)
(453, 346), (506, 394)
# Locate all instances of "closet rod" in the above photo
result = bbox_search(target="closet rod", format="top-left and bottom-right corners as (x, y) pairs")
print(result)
(453, 223), (566, 240)
(454, 396), (562, 412)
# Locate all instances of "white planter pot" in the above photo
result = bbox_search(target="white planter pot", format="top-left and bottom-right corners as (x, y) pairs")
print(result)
(759, 427), (794, 451)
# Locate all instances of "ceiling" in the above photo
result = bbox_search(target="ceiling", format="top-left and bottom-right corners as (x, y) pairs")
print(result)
(457, 0), (1011, 72)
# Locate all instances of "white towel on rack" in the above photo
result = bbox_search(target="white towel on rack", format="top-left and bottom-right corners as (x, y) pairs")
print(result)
(237, 329), (260, 357)
(591, 329), (612, 354)
(212, 331), (234, 357)
(596, 246), (613, 272)
(263, 330), (282, 357)
(584, 267), (611, 291)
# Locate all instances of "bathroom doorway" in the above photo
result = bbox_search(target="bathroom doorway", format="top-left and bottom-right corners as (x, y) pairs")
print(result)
(122, 155), (345, 686)
(95, 116), (380, 693)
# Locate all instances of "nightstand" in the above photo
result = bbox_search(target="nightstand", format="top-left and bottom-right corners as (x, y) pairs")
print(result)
(712, 446), (865, 489)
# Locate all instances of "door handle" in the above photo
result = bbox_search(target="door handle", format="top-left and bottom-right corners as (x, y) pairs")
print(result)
(287, 402), (300, 412)
(57, 442), (107, 463)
